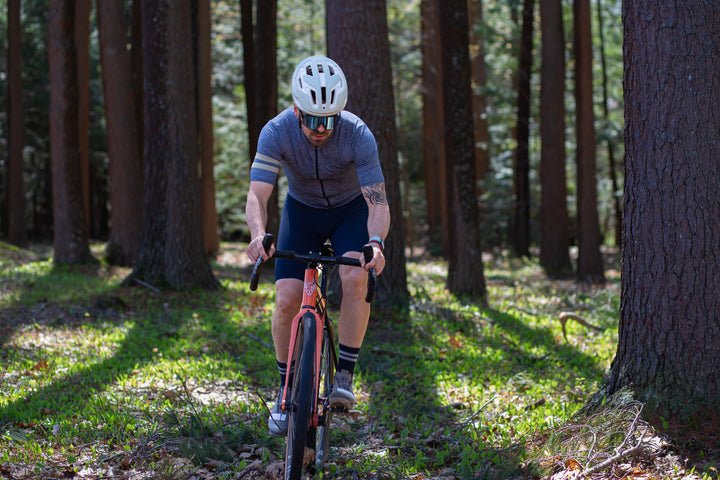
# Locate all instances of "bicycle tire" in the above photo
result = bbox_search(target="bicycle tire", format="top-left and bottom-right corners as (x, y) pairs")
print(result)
(315, 323), (335, 471)
(285, 314), (316, 480)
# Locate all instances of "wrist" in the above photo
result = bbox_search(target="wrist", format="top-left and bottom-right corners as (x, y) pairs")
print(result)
(368, 235), (385, 253)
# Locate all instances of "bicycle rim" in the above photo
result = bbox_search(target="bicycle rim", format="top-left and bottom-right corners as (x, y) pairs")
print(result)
(285, 316), (316, 480)
(316, 325), (334, 471)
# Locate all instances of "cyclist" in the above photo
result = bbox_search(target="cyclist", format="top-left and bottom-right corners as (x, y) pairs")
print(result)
(245, 56), (390, 438)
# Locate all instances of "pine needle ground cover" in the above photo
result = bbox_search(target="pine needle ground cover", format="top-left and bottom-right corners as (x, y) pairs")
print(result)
(0, 243), (715, 479)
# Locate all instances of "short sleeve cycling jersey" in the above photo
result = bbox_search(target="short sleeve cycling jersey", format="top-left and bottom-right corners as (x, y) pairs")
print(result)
(250, 107), (384, 209)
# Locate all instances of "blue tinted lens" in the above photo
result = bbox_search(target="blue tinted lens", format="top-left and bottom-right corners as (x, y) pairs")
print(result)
(301, 113), (337, 131)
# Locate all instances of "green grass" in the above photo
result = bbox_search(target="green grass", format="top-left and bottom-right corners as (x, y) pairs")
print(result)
(0, 241), (705, 479)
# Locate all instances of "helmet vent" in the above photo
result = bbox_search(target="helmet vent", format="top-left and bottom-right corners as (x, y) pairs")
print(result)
(321, 87), (327, 105)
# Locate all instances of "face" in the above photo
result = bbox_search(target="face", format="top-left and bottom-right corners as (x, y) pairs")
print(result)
(294, 106), (334, 147)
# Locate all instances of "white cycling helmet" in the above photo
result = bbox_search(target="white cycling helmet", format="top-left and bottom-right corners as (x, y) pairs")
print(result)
(291, 56), (348, 116)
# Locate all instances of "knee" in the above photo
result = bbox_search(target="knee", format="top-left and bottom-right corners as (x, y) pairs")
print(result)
(340, 266), (366, 298)
(274, 295), (299, 320)
(273, 281), (302, 323)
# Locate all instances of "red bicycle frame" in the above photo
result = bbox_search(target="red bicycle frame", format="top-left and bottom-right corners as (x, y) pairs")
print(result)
(280, 264), (325, 426)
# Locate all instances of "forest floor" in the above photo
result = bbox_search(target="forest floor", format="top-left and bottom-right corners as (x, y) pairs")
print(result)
(0, 242), (718, 480)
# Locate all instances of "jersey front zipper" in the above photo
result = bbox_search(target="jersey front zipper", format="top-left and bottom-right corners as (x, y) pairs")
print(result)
(315, 148), (332, 208)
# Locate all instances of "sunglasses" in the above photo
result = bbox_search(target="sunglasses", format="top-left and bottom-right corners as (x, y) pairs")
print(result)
(299, 112), (339, 131)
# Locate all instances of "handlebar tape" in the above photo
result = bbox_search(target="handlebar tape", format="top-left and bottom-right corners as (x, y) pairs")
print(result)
(363, 244), (376, 303)
(249, 234), (276, 291)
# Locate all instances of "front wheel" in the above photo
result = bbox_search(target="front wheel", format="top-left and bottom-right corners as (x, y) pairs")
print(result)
(285, 315), (316, 480)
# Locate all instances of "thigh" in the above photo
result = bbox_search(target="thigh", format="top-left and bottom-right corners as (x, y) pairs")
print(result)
(330, 195), (369, 256)
(276, 195), (327, 281)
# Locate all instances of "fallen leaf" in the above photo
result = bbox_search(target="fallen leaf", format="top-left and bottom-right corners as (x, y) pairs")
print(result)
(31, 360), (49, 371)
(565, 459), (583, 470)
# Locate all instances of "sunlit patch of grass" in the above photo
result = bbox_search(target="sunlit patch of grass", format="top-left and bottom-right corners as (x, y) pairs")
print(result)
(0, 243), (623, 479)
(347, 255), (620, 478)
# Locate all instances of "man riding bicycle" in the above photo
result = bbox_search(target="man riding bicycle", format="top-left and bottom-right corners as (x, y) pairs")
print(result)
(245, 56), (390, 438)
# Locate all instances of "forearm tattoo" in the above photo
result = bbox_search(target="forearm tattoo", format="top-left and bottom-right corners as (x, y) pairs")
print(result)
(362, 183), (388, 206)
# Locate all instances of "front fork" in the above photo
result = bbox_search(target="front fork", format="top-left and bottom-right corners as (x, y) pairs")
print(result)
(281, 309), (324, 427)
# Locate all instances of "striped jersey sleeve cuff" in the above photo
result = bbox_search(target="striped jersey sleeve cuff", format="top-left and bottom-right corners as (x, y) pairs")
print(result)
(250, 153), (281, 183)
(252, 153), (281, 174)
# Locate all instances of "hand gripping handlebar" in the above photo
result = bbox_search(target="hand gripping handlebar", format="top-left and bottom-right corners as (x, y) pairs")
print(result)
(249, 234), (376, 303)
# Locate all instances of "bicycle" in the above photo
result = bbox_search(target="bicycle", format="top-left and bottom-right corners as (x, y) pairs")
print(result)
(250, 233), (376, 479)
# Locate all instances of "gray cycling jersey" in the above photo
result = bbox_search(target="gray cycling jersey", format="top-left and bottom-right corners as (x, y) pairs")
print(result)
(250, 107), (384, 209)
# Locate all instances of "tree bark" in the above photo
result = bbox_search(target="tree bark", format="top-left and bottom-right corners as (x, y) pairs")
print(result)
(573, 0), (605, 284)
(539, 0), (572, 278)
(75, 0), (91, 234)
(97, 0), (144, 266)
(512, 0), (534, 257)
(131, 0), (144, 160)
(196, 0), (220, 255)
(437, 0), (487, 300)
(606, 0), (720, 425)
(48, 0), (93, 264)
(253, 0), (279, 237)
(7, 0), (28, 247)
(469, 0), (491, 193)
(126, 0), (218, 290)
(327, 0), (410, 310)
(240, 0), (279, 238)
(421, 0), (448, 255)
(240, 0), (257, 165)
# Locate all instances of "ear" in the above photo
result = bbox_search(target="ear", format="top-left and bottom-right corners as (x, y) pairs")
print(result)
(293, 105), (300, 119)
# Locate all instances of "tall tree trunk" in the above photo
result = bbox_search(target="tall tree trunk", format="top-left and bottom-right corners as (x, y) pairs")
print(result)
(131, 0), (144, 162)
(512, 0), (534, 257)
(75, 0), (91, 235)
(573, 0), (605, 284)
(539, 0), (572, 278)
(7, 0), (28, 247)
(240, 0), (279, 238)
(469, 0), (491, 192)
(97, 0), (144, 266)
(437, 0), (487, 300)
(253, 0), (279, 237)
(196, 0), (220, 255)
(126, 0), (218, 290)
(421, 0), (447, 255)
(48, 0), (92, 264)
(240, 0), (257, 164)
(327, 0), (410, 310)
(602, 0), (720, 429)
(596, 0), (622, 249)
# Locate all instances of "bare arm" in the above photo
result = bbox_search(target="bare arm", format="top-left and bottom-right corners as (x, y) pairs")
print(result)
(245, 180), (275, 262)
(361, 182), (391, 275)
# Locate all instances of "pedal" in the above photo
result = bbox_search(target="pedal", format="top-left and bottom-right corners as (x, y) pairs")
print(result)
(330, 408), (362, 420)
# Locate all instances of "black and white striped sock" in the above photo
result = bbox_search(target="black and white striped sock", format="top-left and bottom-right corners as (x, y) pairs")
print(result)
(337, 344), (361, 376)
(278, 360), (295, 387)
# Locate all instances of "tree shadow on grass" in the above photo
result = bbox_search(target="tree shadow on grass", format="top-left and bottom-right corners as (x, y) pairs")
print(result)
(0, 257), (289, 477)
(2, 260), (246, 410)
(0, 289), (188, 427)
(338, 300), (608, 479)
